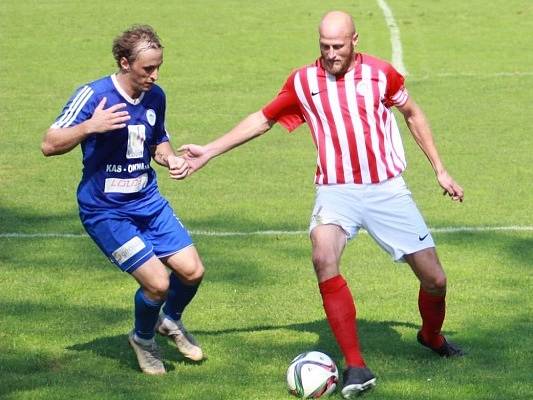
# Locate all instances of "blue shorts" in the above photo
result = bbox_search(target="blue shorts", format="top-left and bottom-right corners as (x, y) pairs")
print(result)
(80, 200), (193, 273)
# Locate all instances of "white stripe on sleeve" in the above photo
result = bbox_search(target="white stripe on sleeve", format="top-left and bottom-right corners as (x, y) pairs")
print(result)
(52, 86), (94, 128)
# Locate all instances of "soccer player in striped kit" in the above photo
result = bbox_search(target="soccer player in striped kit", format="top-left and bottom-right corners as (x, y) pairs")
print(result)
(42, 25), (205, 375)
(181, 10), (465, 397)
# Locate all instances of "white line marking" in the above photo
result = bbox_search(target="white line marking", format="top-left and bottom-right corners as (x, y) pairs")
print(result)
(376, 0), (408, 75)
(192, 230), (304, 236)
(0, 226), (531, 239)
(430, 226), (533, 233)
(434, 71), (533, 78)
(409, 71), (533, 82)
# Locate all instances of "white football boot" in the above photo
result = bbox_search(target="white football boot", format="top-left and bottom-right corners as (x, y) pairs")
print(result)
(156, 316), (204, 361)
(128, 330), (166, 375)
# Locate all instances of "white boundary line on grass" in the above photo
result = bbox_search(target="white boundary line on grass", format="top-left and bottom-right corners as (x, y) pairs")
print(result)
(376, 0), (408, 75)
(434, 71), (533, 78)
(1, 226), (532, 239)
(375, 1), (533, 81)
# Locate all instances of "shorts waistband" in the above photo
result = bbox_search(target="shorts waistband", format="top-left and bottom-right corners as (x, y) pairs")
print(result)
(315, 175), (405, 189)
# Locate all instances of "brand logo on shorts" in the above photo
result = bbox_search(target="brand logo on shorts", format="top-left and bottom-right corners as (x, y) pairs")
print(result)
(418, 233), (429, 241)
(146, 109), (156, 126)
(112, 236), (146, 265)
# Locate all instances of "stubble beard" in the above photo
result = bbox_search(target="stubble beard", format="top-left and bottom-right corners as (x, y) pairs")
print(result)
(323, 46), (355, 76)
(324, 58), (351, 76)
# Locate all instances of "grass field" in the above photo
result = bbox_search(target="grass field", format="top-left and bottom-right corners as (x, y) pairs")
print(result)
(1, 1), (532, 399)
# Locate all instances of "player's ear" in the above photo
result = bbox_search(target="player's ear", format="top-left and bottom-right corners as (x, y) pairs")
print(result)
(352, 33), (359, 48)
(119, 57), (130, 72)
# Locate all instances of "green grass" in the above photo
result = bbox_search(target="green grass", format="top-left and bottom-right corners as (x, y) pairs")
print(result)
(1, 0), (532, 399)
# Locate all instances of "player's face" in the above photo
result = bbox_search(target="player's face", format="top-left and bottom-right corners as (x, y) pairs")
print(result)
(319, 33), (357, 76)
(123, 48), (163, 95)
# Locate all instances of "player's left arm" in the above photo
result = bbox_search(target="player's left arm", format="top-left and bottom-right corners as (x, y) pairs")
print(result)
(396, 97), (464, 202)
(151, 141), (189, 180)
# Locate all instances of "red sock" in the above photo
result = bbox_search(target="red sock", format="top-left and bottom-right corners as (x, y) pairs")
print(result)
(319, 275), (365, 367)
(418, 287), (446, 348)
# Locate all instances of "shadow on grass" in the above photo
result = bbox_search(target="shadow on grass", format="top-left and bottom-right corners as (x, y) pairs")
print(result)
(190, 318), (457, 362)
(0, 205), (82, 234)
(59, 317), (444, 381)
(0, 299), (129, 330)
(0, 350), (80, 398)
(490, 234), (533, 267)
(429, 223), (533, 261)
(65, 333), (201, 373)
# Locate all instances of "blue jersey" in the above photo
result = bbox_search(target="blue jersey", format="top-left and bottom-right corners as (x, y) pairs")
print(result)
(53, 75), (169, 213)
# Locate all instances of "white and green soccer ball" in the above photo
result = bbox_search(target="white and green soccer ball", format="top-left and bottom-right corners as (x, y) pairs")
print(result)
(286, 351), (339, 398)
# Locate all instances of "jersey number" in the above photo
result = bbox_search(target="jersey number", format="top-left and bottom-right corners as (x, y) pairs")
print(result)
(126, 125), (146, 159)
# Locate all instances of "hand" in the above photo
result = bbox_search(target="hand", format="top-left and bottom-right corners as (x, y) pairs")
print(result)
(178, 144), (210, 175)
(167, 155), (189, 180)
(437, 170), (464, 202)
(86, 97), (130, 133)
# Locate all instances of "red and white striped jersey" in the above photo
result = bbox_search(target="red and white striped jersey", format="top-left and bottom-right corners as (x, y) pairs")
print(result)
(262, 53), (409, 185)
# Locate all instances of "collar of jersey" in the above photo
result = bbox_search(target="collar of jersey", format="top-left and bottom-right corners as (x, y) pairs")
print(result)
(110, 74), (145, 105)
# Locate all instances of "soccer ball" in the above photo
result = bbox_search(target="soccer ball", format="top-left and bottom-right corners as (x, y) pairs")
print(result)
(286, 351), (339, 398)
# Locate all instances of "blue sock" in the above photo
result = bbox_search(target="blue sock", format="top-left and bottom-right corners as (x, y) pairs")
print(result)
(134, 288), (164, 340)
(162, 273), (200, 321)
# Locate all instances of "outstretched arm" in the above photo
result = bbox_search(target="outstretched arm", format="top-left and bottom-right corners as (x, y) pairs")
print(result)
(41, 97), (130, 156)
(396, 97), (464, 202)
(180, 110), (275, 174)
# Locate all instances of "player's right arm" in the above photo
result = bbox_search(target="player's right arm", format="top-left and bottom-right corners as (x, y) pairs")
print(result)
(181, 71), (303, 174)
(41, 97), (130, 156)
(179, 111), (275, 174)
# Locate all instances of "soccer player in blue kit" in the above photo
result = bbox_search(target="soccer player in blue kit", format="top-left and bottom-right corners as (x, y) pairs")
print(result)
(41, 25), (204, 374)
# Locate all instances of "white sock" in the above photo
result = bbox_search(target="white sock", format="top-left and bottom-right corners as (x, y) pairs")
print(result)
(162, 315), (179, 327)
(133, 334), (155, 346)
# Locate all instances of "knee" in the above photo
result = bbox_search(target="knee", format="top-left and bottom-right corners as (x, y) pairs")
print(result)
(312, 250), (338, 275)
(144, 277), (170, 301)
(188, 262), (205, 284)
(423, 273), (447, 294)
(180, 260), (205, 285)
(312, 251), (331, 270)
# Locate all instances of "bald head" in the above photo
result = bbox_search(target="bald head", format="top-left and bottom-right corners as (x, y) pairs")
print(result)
(318, 11), (358, 76)
(319, 11), (356, 39)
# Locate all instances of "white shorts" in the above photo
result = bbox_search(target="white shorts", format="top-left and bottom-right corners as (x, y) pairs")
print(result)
(309, 176), (435, 262)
